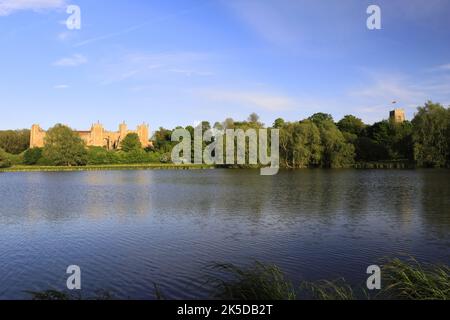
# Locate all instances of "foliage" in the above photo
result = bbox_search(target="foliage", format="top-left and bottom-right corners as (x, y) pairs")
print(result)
(120, 133), (142, 152)
(25, 257), (450, 300)
(0, 129), (30, 154)
(23, 148), (43, 165)
(381, 257), (450, 300)
(279, 120), (322, 168)
(42, 124), (88, 166)
(412, 101), (450, 167)
(309, 112), (334, 125)
(2, 101), (450, 168)
(152, 127), (175, 154)
(0, 148), (12, 168)
(211, 262), (297, 300)
(273, 118), (286, 129)
(337, 115), (366, 136)
(316, 119), (355, 168)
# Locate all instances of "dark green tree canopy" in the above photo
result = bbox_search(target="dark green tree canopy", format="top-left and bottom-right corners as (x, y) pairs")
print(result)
(0, 129), (30, 154)
(337, 115), (366, 136)
(412, 101), (450, 167)
(309, 113), (334, 125)
(0, 148), (12, 168)
(24, 147), (43, 165)
(273, 118), (285, 129)
(120, 133), (142, 152)
(43, 124), (87, 166)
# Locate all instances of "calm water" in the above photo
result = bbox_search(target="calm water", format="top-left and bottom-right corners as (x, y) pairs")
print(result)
(0, 169), (449, 299)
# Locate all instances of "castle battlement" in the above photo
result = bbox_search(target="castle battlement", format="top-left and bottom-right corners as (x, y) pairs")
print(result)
(30, 123), (152, 150)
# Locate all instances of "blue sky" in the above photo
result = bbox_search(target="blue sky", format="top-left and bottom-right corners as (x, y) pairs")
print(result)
(1, 0), (450, 131)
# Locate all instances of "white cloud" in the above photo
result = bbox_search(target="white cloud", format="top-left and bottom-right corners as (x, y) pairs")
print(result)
(98, 52), (212, 85)
(168, 68), (213, 77)
(53, 84), (69, 89)
(198, 89), (296, 111)
(53, 54), (87, 67)
(437, 64), (450, 71)
(0, 0), (66, 16)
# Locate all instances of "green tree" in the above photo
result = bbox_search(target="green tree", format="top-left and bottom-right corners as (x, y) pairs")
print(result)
(120, 133), (142, 152)
(43, 124), (87, 166)
(273, 118), (285, 129)
(0, 129), (30, 154)
(0, 149), (12, 168)
(412, 101), (450, 167)
(223, 118), (235, 129)
(309, 113), (334, 125)
(23, 147), (43, 165)
(279, 120), (322, 168)
(152, 127), (175, 154)
(337, 115), (366, 136)
(317, 120), (355, 168)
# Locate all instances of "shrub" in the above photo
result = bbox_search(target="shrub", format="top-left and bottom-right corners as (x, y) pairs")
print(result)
(23, 148), (43, 165)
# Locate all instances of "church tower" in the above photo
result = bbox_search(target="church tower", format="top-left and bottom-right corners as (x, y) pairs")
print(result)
(389, 109), (406, 123)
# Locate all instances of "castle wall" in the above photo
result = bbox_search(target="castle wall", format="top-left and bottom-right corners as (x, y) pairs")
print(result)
(29, 123), (152, 150)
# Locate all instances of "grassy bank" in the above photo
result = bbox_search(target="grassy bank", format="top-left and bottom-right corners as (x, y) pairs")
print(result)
(0, 163), (215, 172)
(27, 257), (449, 300)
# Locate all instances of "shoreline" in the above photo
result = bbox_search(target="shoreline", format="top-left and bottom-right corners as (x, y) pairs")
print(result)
(0, 164), (215, 172)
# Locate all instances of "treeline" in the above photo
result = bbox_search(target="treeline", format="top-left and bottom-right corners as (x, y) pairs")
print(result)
(0, 101), (449, 168)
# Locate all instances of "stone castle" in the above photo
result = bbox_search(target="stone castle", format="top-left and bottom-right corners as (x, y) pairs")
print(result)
(389, 108), (406, 123)
(30, 122), (152, 150)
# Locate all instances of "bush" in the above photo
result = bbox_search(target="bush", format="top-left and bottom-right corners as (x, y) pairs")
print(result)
(43, 124), (88, 166)
(87, 147), (120, 165)
(0, 129), (30, 154)
(23, 148), (43, 165)
(120, 133), (142, 152)
(0, 148), (13, 168)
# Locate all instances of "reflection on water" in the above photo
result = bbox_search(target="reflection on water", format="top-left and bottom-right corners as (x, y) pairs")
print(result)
(0, 169), (449, 299)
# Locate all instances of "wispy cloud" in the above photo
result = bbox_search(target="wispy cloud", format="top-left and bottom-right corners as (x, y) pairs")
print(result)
(437, 63), (450, 71)
(168, 68), (213, 77)
(53, 54), (87, 67)
(198, 89), (296, 111)
(73, 4), (205, 48)
(345, 69), (450, 122)
(53, 84), (69, 89)
(0, 0), (66, 16)
(98, 52), (212, 85)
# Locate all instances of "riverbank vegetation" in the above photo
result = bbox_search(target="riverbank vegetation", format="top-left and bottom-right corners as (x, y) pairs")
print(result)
(1, 101), (449, 170)
(27, 257), (449, 300)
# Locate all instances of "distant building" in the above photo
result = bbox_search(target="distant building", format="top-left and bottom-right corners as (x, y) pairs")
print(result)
(30, 122), (152, 150)
(389, 109), (406, 123)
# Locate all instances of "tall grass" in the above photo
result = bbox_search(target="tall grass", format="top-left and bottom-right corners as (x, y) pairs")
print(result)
(209, 262), (297, 300)
(381, 257), (450, 300)
(210, 258), (449, 300)
(26, 257), (449, 300)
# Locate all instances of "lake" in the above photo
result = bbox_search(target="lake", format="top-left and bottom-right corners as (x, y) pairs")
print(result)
(0, 169), (449, 299)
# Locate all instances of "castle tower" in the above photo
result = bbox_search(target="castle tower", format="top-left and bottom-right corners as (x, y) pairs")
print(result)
(389, 109), (406, 123)
(30, 124), (45, 148)
(119, 122), (128, 138)
(136, 123), (151, 148)
(90, 122), (104, 147)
